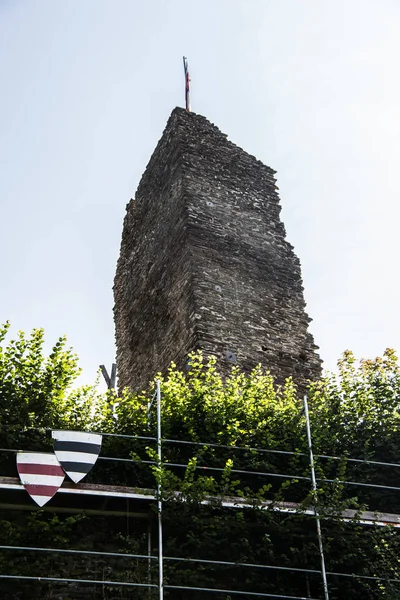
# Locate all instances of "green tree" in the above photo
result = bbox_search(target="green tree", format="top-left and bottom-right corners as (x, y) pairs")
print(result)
(0, 322), (112, 449)
(0, 321), (80, 442)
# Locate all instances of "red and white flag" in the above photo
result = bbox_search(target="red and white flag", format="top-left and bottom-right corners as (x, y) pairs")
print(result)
(16, 452), (65, 506)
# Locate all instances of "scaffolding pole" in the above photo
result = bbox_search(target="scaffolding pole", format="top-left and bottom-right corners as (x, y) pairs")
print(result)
(156, 379), (163, 600)
(303, 394), (329, 600)
(147, 522), (152, 598)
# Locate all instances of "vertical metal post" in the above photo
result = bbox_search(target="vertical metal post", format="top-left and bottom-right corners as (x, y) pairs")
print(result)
(147, 522), (152, 598)
(147, 398), (152, 430)
(147, 389), (157, 429)
(156, 380), (163, 600)
(303, 394), (330, 600)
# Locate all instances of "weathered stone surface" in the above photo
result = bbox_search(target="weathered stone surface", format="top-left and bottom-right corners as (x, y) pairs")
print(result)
(114, 107), (321, 392)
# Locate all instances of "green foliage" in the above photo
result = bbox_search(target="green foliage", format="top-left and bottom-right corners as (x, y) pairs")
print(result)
(1, 323), (400, 598)
(0, 322), (80, 442)
(0, 322), (113, 453)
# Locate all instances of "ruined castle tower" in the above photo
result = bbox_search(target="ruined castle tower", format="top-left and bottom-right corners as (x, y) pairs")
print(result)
(114, 108), (321, 392)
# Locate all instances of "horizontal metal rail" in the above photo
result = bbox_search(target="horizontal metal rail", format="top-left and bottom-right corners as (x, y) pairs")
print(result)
(0, 544), (155, 561)
(0, 501), (148, 518)
(4, 447), (400, 493)
(321, 477), (400, 493)
(164, 438), (400, 471)
(164, 585), (319, 599)
(6, 431), (400, 471)
(1, 544), (400, 584)
(0, 447), (308, 480)
(0, 574), (319, 599)
(159, 461), (310, 481)
(0, 574), (155, 588)
(163, 438), (302, 458)
(168, 556), (400, 584)
(10, 447), (400, 491)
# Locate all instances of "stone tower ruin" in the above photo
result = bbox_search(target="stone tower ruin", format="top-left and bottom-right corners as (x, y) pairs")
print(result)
(114, 108), (321, 392)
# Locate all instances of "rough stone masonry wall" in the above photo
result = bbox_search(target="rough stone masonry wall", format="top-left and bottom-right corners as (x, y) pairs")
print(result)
(114, 107), (321, 392)
(114, 111), (196, 392)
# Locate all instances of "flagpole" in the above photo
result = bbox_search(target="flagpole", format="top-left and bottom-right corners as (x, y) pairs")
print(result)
(156, 379), (163, 600)
(183, 56), (191, 112)
(303, 394), (330, 600)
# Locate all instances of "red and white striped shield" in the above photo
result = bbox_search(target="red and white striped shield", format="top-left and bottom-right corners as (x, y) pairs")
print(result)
(16, 452), (65, 507)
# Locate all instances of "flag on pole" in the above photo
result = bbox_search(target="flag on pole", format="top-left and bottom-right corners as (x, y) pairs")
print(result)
(52, 430), (102, 483)
(16, 452), (65, 506)
(183, 56), (191, 112)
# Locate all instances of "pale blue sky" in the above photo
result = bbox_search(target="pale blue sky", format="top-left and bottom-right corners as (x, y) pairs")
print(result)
(1, 0), (399, 386)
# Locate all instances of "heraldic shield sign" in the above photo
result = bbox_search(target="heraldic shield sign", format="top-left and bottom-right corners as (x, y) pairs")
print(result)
(16, 452), (65, 507)
(52, 430), (103, 483)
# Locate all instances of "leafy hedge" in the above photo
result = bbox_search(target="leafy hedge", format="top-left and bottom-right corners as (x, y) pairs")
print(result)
(1, 323), (400, 598)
